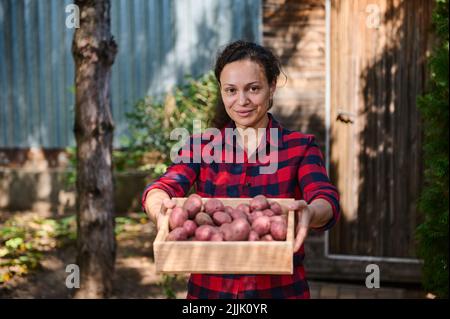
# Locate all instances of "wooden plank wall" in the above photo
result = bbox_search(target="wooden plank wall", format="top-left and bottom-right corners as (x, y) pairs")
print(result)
(329, 0), (432, 258)
(263, 0), (327, 147)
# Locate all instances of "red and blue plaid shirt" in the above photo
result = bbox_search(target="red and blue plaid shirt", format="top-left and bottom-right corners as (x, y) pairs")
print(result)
(142, 113), (340, 299)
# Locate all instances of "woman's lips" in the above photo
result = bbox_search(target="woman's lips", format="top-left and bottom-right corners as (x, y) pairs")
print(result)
(235, 109), (254, 117)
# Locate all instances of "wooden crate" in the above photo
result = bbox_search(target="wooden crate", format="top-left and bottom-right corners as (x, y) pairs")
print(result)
(153, 197), (296, 275)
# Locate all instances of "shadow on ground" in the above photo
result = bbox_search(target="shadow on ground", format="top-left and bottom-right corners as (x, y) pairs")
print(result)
(0, 214), (189, 299)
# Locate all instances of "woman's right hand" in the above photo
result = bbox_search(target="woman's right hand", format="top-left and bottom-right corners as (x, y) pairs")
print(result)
(154, 198), (177, 231)
(144, 189), (177, 231)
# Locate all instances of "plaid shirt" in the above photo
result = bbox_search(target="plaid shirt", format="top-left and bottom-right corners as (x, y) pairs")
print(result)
(142, 113), (340, 299)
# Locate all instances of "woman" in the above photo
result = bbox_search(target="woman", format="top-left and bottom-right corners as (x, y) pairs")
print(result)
(142, 40), (340, 299)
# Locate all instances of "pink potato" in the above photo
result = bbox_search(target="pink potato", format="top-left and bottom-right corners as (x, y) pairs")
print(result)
(248, 231), (260, 241)
(251, 216), (271, 236)
(235, 203), (251, 215)
(269, 202), (283, 215)
(222, 219), (251, 241)
(195, 225), (217, 241)
(270, 221), (287, 241)
(210, 232), (224, 241)
(204, 198), (225, 215)
(219, 223), (231, 235)
(224, 206), (234, 214)
(269, 215), (287, 225)
(212, 211), (232, 226)
(248, 210), (264, 223)
(183, 219), (198, 237)
(183, 194), (203, 218)
(250, 195), (269, 211)
(261, 234), (274, 241)
(195, 212), (214, 226)
(166, 227), (188, 241)
(262, 209), (275, 217)
(230, 209), (248, 222)
(169, 207), (188, 230)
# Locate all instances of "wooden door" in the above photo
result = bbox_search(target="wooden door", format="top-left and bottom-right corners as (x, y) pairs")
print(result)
(326, 0), (432, 280)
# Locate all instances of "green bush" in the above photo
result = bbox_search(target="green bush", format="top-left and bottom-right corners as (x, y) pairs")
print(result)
(118, 71), (218, 174)
(416, 0), (449, 298)
(66, 71), (219, 180)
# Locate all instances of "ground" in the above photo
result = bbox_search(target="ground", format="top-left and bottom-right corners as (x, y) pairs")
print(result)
(0, 210), (189, 299)
(0, 210), (427, 299)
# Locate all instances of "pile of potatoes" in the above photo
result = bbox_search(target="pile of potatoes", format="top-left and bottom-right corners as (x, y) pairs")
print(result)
(166, 194), (288, 241)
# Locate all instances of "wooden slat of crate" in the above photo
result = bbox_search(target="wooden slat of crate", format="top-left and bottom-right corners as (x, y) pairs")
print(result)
(154, 197), (295, 274)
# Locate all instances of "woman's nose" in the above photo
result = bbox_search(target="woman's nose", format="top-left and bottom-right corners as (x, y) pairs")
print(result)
(238, 91), (249, 105)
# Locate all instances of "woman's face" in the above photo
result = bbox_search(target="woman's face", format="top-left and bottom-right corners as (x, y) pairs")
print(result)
(219, 59), (276, 129)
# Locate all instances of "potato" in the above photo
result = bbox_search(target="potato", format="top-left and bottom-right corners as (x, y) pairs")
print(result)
(204, 198), (225, 215)
(219, 223), (232, 240)
(270, 215), (287, 224)
(250, 195), (269, 211)
(183, 219), (197, 237)
(195, 225), (217, 241)
(224, 206), (234, 214)
(236, 203), (251, 215)
(261, 234), (274, 241)
(270, 221), (287, 241)
(248, 231), (260, 241)
(210, 232), (224, 241)
(166, 227), (188, 241)
(248, 210), (264, 223)
(195, 212), (214, 226)
(230, 209), (248, 222)
(269, 201), (283, 215)
(212, 211), (232, 226)
(219, 222), (231, 231)
(262, 209), (275, 217)
(251, 216), (271, 236)
(223, 219), (251, 241)
(169, 207), (188, 230)
(183, 194), (203, 218)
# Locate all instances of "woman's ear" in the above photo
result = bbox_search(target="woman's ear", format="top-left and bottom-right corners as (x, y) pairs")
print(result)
(269, 81), (277, 98)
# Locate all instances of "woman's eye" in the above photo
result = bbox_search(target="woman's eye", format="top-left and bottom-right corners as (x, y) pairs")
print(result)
(250, 86), (260, 92)
(225, 88), (236, 94)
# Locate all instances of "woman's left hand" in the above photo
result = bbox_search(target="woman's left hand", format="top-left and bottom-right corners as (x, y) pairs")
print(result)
(287, 200), (315, 253)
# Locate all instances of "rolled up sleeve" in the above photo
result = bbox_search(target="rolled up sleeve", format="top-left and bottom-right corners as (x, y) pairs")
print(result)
(297, 135), (340, 231)
(141, 136), (200, 210)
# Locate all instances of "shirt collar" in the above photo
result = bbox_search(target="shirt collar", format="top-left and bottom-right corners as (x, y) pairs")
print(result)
(219, 113), (285, 149)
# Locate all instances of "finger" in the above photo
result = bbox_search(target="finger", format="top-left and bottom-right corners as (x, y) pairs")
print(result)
(163, 198), (176, 209)
(287, 200), (308, 211)
(156, 210), (169, 231)
(293, 207), (312, 252)
(294, 225), (308, 252)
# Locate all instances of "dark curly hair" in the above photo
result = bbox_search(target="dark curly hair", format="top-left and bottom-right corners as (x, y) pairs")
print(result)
(211, 40), (282, 129)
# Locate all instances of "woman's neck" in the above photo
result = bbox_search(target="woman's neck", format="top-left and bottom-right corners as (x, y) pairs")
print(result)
(235, 114), (269, 131)
(235, 114), (269, 156)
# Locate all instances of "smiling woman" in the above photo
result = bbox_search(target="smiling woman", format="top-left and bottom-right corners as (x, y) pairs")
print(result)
(142, 40), (340, 299)
(212, 41), (281, 130)
(220, 59), (274, 129)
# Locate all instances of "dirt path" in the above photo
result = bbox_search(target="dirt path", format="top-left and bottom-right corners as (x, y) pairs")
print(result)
(0, 214), (188, 299)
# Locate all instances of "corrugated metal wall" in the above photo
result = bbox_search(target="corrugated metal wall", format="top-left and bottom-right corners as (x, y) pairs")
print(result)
(0, 0), (261, 148)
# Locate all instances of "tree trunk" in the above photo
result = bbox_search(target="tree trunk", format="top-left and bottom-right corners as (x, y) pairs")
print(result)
(72, 0), (117, 298)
